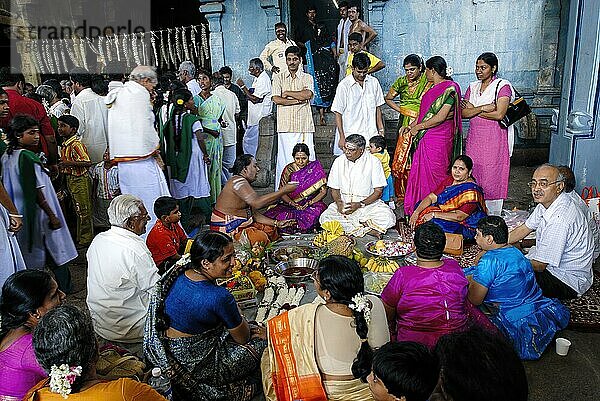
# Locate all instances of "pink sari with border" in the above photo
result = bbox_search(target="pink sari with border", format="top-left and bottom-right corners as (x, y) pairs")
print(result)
(404, 80), (462, 215)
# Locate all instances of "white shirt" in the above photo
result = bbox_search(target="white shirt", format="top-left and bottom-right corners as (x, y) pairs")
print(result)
(86, 226), (160, 342)
(186, 79), (201, 97)
(213, 85), (240, 147)
(247, 71), (273, 126)
(328, 151), (387, 203)
(106, 81), (159, 159)
(336, 18), (351, 55)
(70, 87), (109, 163)
(568, 190), (600, 260)
(259, 38), (298, 72)
(331, 74), (385, 141)
(525, 192), (594, 295)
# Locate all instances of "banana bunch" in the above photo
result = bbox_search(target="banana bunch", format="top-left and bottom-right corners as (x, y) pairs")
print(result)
(313, 220), (345, 247)
(365, 257), (400, 273)
(352, 248), (369, 268)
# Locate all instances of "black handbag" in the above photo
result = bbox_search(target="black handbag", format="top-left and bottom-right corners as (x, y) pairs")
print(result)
(494, 81), (531, 128)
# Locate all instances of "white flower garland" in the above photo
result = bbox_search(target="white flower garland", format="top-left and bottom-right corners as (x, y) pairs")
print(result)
(49, 364), (82, 399)
(182, 26), (190, 61)
(51, 40), (61, 72)
(160, 30), (169, 67)
(167, 29), (176, 67)
(131, 33), (141, 66)
(97, 36), (106, 64)
(59, 40), (69, 72)
(113, 34), (121, 62)
(349, 293), (372, 324)
(150, 31), (159, 67)
(79, 36), (88, 70)
(175, 27), (183, 64)
(190, 26), (198, 61)
(65, 39), (78, 66)
(121, 33), (131, 69)
(140, 32), (148, 64)
(201, 24), (209, 61)
(30, 40), (42, 74)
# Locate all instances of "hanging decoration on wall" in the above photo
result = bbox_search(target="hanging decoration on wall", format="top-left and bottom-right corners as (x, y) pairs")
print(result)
(22, 24), (210, 75)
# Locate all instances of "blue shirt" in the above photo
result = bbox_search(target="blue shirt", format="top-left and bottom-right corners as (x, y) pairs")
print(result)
(165, 274), (242, 334)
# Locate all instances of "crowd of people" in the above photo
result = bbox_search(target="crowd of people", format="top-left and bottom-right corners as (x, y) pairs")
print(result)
(0, 1), (598, 400)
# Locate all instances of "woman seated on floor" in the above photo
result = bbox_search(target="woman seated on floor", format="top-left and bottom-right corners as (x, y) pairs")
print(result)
(144, 230), (266, 401)
(465, 216), (570, 360)
(0, 270), (65, 400)
(264, 143), (327, 233)
(409, 155), (487, 240)
(25, 305), (167, 400)
(381, 222), (493, 348)
(262, 255), (390, 401)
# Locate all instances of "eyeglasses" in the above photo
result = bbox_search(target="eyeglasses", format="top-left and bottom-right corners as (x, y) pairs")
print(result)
(527, 179), (563, 189)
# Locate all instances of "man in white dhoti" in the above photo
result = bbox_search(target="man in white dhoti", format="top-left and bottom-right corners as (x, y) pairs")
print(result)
(272, 46), (315, 190)
(105, 66), (170, 235)
(331, 52), (385, 156)
(70, 67), (109, 163)
(319, 134), (396, 237)
(237, 58), (272, 157)
(335, 2), (351, 82)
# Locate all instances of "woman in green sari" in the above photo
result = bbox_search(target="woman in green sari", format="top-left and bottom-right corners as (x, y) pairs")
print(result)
(197, 70), (226, 204)
(385, 54), (431, 204)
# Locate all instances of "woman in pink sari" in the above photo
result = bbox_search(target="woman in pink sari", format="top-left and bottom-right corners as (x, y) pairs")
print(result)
(403, 56), (462, 216)
(264, 143), (327, 233)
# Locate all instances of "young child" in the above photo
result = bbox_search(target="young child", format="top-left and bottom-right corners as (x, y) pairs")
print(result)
(368, 342), (439, 401)
(90, 148), (120, 231)
(57, 115), (93, 247)
(146, 196), (189, 274)
(1, 115), (77, 292)
(345, 32), (385, 76)
(369, 135), (395, 207)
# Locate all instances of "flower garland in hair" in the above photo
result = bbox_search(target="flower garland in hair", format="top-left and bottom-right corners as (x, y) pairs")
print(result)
(349, 293), (372, 324)
(446, 66), (454, 78)
(49, 364), (82, 399)
(175, 253), (191, 267)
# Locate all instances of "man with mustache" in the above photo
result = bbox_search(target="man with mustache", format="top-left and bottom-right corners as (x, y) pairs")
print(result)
(508, 163), (594, 299)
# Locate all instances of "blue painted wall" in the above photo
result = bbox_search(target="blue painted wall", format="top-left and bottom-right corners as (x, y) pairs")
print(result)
(216, 0), (557, 95)
(370, 0), (547, 95)
(220, 0), (271, 82)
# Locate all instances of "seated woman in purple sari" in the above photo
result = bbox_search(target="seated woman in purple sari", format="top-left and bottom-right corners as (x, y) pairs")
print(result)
(409, 155), (487, 240)
(264, 143), (327, 233)
(381, 222), (493, 349)
(403, 56), (462, 216)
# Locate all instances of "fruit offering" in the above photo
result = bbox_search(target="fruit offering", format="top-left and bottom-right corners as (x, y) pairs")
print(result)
(248, 270), (267, 291)
(365, 257), (400, 273)
(352, 248), (369, 268)
(366, 240), (414, 258)
(313, 220), (344, 246)
(364, 272), (393, 295)
(326, 235), (355, 257)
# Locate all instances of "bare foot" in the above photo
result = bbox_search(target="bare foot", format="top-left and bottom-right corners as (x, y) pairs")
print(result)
(367, 229), (383, 239)
(319, 116), (326, 126)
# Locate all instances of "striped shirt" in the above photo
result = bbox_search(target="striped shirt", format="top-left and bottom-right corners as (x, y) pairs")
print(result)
(90, 162), (120, 200)
(59, 135), (91, 177)
(272, 70), (315, 133)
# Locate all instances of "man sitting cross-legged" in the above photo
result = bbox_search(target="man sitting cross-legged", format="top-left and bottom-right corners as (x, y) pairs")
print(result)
(508, 163), (594, 299)
(319, 134), (396, 237)
(210, 154), (297, 241)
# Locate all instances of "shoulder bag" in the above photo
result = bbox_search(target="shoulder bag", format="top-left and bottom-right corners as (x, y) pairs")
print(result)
(494, 80), (532, 128)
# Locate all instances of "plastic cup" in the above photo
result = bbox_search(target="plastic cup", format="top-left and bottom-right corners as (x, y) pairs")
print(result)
(555, 338), (571, 356)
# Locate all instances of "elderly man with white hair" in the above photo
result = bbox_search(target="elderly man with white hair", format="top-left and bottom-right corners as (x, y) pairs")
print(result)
(86, 194), (159, 355)
(178, 60), (201, 97)
(319, 134), (396, 237)
(106, 65), (170, 233)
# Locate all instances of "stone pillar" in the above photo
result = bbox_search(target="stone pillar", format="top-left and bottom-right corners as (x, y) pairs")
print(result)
(199, 1), (225, 69)
(259, 0), (281, 36)
(367, 0), (388, 35)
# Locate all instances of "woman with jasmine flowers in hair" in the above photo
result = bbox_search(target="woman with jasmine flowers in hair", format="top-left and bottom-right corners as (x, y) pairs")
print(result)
(25, 304), (166, 400)
(262, 255), (389, 401)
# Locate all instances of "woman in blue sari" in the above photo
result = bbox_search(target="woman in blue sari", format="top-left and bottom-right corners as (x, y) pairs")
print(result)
(409, 155), (486, 240)
(305, 23), (337, 126)
(466, 216), (570, 360)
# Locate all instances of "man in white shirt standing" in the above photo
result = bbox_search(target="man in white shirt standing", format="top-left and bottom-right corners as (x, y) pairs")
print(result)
(320, 134), (395, 237)
(509, 164), (594, 299)
(272, 46), (315, 190)
(69, 67), (109, 163)
(178, 60), (201, 97)
(260, 22), (298, 75)
(86, 194), (159, 355)
(237, 58), (273, 157)
(213, 73), (241, 184)
(331, 52), (385, 155)
(336, 1), (351, 81)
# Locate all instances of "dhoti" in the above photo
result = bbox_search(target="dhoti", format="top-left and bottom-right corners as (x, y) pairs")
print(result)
(118, 157), (171, 237)
(243, 125), (259, 157)
(319, 200), (396, 237)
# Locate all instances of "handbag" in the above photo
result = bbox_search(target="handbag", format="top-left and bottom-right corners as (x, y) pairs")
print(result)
(494, 81), (531, 128)
(444, 233), (463, 256)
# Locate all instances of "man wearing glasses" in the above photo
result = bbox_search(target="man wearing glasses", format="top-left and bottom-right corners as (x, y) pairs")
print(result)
(319, 134), (395, 237)
(508, 164), (594, 299)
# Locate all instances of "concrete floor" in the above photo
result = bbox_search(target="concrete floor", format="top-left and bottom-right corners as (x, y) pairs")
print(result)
(66, 165), (600, 401)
